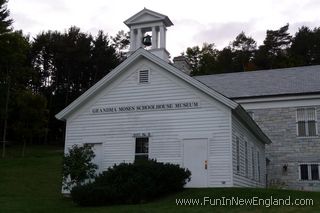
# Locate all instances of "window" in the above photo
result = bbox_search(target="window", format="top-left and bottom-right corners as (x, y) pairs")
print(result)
(135, 137), (149, 160)
(236, 137), (240, 173)
(245, 141), (248, 177)
(139, 70), (149, 83)
(311, 164), (319, 180)
(300, 164), (309, 180)
(299, 164), (320, 181)
(257, 151), (260, 182)
(251, 147), (255, 180)
(296, 108), (317, 137)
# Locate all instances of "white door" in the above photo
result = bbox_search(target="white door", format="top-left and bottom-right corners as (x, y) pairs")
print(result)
(183, 139), (208, 187)
(91, 143), (103, 174)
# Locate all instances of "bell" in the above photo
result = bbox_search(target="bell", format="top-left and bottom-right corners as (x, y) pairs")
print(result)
(142, 34), (152, 46)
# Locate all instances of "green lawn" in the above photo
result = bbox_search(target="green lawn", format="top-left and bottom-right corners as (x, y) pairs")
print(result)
(0, 145), (319, 213)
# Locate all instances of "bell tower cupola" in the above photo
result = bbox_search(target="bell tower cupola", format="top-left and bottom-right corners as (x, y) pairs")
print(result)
(124, 8), (173, 62)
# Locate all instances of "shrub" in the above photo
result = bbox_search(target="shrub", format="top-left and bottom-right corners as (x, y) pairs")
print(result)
(62, 144), (98, 190)
(71, 159), (191, 206)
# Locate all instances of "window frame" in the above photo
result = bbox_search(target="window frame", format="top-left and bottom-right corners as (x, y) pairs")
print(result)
(298, 163), (320, 181)
(134, 137), (149, 160)
(296, 107), (318, 137)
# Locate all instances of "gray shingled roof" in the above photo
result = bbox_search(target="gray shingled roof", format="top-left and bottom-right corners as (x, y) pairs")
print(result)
(193, 65), (320, 98)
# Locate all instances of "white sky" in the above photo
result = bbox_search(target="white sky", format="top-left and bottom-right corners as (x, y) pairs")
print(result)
(8, 0), (320, 57)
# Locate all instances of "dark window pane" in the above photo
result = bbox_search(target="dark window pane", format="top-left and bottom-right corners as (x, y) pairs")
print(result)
(308, 121), (317, 136)
(236, 138), (240, 172)
(311, 164), (319, 180)
(298, 121), (306, 136)
(300, 164), (309, 180)
(135, 138), (148, 153)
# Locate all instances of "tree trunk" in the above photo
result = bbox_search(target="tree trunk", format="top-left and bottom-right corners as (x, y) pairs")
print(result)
(2, 68), (10, 158)
(22, 137), (26, 157)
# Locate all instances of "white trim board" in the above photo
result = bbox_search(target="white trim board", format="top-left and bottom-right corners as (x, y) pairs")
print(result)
(236, 95), (320, 110)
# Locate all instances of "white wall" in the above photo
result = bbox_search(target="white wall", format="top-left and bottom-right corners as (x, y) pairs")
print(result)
(64, 57), (233, 187)
(232, 114), (266, 187)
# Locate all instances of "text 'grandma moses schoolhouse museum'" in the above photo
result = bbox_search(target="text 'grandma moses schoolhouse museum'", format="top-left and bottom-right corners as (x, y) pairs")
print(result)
(56, 9), (320, 191)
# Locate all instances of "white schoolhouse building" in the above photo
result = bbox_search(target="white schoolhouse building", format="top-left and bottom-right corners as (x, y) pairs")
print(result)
(56, 8), (271, 188)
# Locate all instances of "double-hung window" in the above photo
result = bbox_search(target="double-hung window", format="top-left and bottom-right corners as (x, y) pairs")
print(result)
(135, 137), (149, 160)
(299, 164), (320, 181)
(296, 108), (317, 137)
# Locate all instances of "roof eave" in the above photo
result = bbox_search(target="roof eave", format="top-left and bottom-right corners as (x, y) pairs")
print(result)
(233, 106), (272, 144)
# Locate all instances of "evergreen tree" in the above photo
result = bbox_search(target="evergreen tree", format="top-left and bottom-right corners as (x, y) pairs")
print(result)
(231, 32), (257, 71)
(112, 30), (130, 61)
(255, 24), (292, 69)
(0, 0), (12, 34)
(290, 26), (320, 66)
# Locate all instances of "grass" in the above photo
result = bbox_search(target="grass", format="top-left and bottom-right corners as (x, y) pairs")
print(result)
(0, 145), (320, 213)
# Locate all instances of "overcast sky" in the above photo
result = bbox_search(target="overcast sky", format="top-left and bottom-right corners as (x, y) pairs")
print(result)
(7, 0), (320, 57)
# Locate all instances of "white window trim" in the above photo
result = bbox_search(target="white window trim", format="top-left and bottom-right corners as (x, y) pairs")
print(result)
(298, 163), (320, 181)
(296, 107), (318, 137)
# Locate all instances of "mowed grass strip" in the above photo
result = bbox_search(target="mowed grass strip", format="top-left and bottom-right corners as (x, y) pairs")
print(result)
(0, 145), (319, 213)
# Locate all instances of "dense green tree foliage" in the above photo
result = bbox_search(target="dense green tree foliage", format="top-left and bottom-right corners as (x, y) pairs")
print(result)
(30, 27), (120, 143)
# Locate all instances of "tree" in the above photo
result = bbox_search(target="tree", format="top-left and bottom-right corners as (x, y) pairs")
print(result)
(290, 26), (320, 66)
(215, 47), (237, 73)
(197, 43), (218, 75)
(0, 0), (12, 35)
(255, 24), (292, 69)
(112, 30), (130, 61)
(0, 0), (12, 157)
(231, 32), (257, 71)
(184, 43), (218, 75)
(92, 31), (119, 84)
(62, 144), (98, 190)
(30, 28), (121, 144)
(11, 90), (48, 156)
(185, 45), (201, 73)
(0, 31), (33, 158)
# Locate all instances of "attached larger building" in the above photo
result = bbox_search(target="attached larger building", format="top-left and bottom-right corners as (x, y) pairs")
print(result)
(195, 66), (320, 191)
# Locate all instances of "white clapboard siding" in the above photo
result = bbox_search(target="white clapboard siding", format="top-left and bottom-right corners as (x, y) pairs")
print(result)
(65, 57), (233, 187)
(232, 114), (266, 187)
